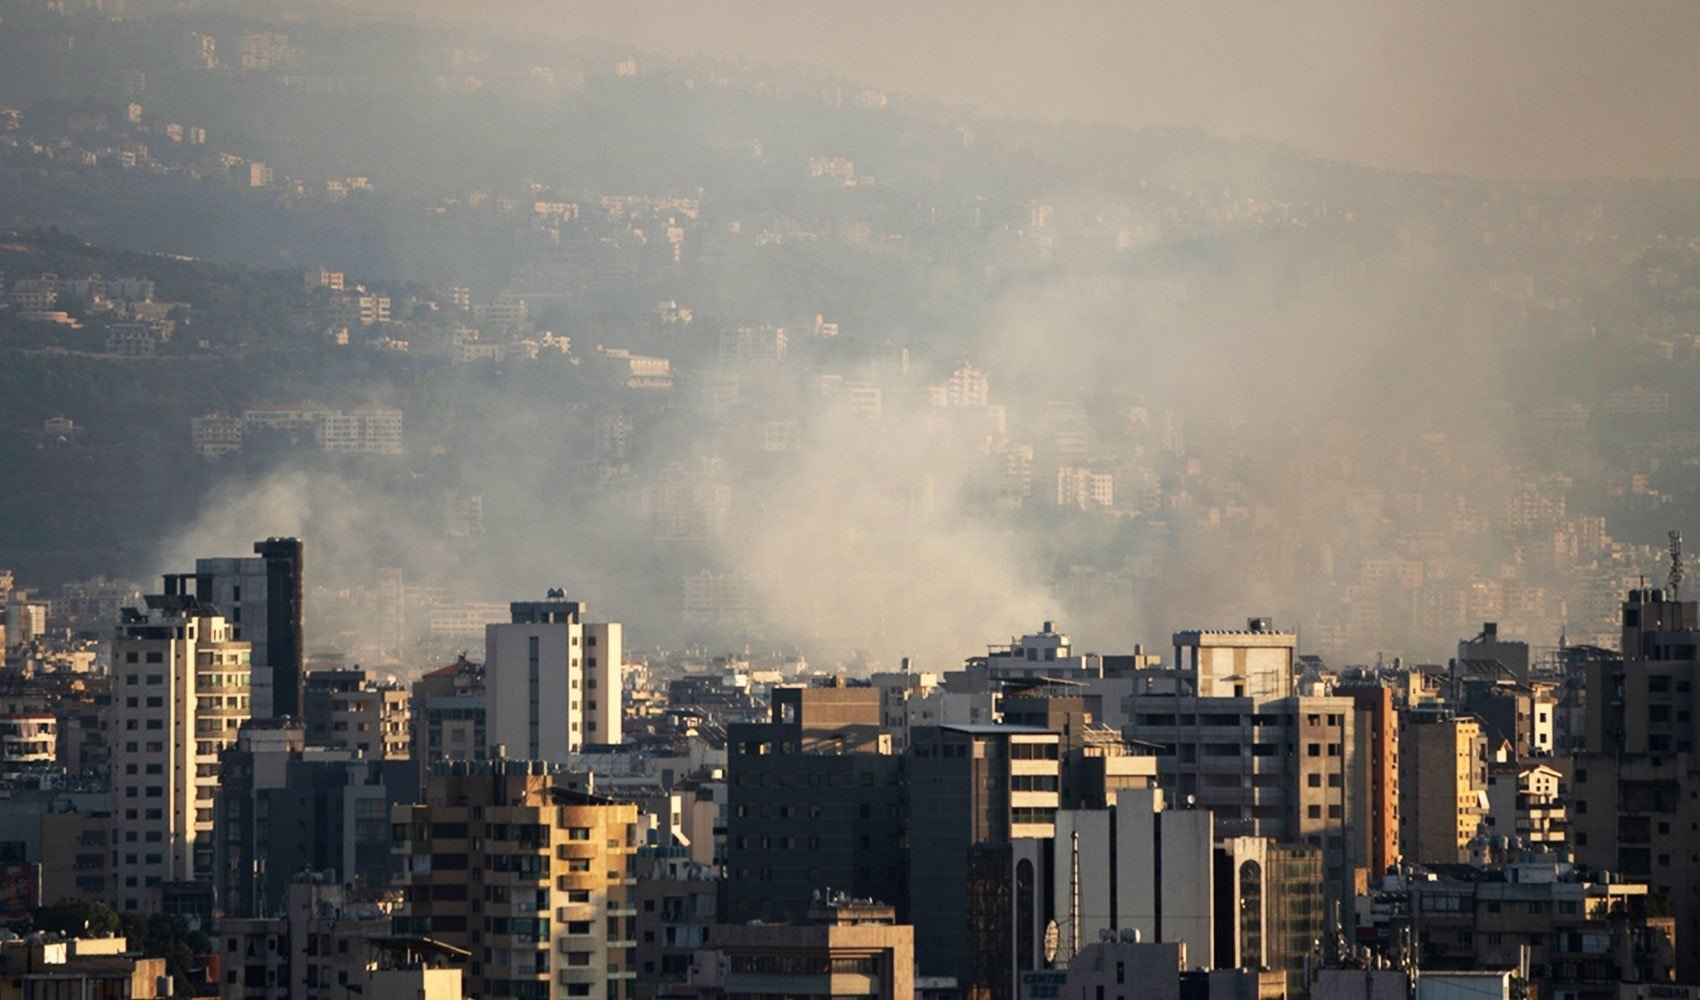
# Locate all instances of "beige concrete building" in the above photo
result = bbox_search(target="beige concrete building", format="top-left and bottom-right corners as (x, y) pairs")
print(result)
(110, 595), (251, 912)
(486, 593), (622, 758)
(1339, 681), (1401, 878)
(392, 760), (639, 999)
(411, 655), (485, 782)
(1398, 712), (1486, 864)
(1123, 688), (1357, 920)
(302, 667), (410, 759)
(1172, 620), (1295, 699)
(683, 899), (913, 1000)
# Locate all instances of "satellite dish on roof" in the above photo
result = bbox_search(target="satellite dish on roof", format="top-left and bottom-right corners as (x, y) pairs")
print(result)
(1043, 919), (1061, 965)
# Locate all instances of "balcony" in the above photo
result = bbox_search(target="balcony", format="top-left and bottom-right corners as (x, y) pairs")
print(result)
(556, 905), (598, 924)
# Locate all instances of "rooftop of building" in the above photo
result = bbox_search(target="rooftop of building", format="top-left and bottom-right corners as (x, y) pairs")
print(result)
(422, 654), (482, 678)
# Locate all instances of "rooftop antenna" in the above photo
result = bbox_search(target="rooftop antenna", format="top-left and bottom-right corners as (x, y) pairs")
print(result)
(1669, 530), (1685, 601)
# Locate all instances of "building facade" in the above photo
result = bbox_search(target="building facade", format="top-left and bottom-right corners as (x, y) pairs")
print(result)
(163, 538), (304, 719)
(908, 725), (1061, 985)
(302, 667), (410, 759)
(486, 593), (622, 758)
(391, 760), (639, 999)
(110, 594), (251, 912)
(1398, 712), (1486, 864)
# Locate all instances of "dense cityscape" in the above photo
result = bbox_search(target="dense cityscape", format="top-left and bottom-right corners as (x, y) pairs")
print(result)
(4, 1), (1700, 999)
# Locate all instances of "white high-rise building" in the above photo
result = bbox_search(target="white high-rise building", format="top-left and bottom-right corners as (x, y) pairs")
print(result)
(485, 590), (621, 759)
(110, 595), (251, 912)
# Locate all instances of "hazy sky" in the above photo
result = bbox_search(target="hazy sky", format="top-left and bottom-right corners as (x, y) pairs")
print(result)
(440, 0), (1700, 180)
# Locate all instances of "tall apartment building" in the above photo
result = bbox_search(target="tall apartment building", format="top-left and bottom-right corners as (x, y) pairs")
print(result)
(485, 592), (621, 758)
(1123, 624), (1356, 931)
(302, 667), (410, 759)
(1572, 587), (1700, 981)
(1583, 588), (1700, 756)
(110, 594), (251, 912)
(164, 537), (304, 719)
(908, 724), (1061, 985)
(1397, 711), (1486, 864)
(1338, 681), (1400, 878)
(412, 654), (487, 781)
(391, 760), (639, 1000)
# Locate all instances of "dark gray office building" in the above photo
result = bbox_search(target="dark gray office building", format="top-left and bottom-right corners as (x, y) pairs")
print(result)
(213, 720), (417, 918)
(907, 724), (1061, 986)
(722, 719), (906, 924)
